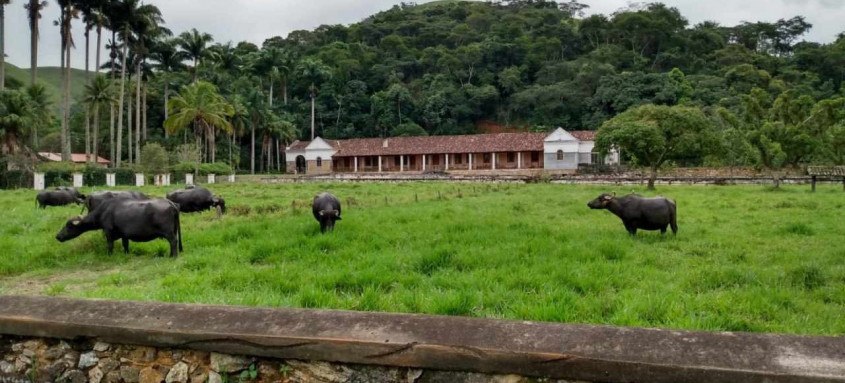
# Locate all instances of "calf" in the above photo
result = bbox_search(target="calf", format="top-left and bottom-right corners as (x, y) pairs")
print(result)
(166, 186), (225, 216)
(56, 198), (183, 256)
(312, 192), (342, 233)
(36, 188), (86, 209)
(588, 192), (677, 236)
(83, 190), (149, 213)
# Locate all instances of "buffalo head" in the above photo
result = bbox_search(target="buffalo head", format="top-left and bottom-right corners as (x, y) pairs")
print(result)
(56, 216), (87, 242)
(212, 195), (226, 215)
(318, 209), (341, 232)
(587, 192), (616, 209)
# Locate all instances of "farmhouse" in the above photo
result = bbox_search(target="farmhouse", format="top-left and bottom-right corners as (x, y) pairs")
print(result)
(285, 128), (618, 174)
(38, 152), (111, 167)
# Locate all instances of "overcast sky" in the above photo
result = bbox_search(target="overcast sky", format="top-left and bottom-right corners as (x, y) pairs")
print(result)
(5, 0), (845, 70)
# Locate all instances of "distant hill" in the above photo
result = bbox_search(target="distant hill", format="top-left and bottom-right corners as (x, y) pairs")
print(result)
(4, 63), (96, 114)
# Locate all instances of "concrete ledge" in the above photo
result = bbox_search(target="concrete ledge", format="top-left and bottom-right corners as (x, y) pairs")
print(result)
(0, 296), (843, 382)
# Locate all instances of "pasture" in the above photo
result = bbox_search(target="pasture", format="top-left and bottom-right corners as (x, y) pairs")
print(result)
(0, 182), (843, 335)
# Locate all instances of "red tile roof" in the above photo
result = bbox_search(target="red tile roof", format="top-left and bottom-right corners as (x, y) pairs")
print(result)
(39, 152), (110, 164)
(570, 131), (596, 141)
(329, 130), (597, 157)
(287, 140), (310, 151)
(332, 132), (547, 157)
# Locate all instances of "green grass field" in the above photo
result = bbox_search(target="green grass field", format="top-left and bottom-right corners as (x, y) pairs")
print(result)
(1, 182), (843, 335)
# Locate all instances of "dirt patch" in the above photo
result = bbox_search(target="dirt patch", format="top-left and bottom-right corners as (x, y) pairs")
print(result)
(0, 267), (120, 296)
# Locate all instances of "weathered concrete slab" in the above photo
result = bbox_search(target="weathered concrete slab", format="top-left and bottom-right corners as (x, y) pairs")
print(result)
(0, 296), (842, 383)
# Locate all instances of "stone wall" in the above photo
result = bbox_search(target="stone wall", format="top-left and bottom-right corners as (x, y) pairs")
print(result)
(1, 296), (843, 383)
(0, 335), (566, 383)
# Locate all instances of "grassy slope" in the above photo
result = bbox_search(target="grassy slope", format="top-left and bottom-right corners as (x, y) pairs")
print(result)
(0, 183), (843, 335)
(4, 63), (95, 113)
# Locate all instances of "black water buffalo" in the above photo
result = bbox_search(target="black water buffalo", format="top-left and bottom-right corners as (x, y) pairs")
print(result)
(166, 186), (225, 215)
(56, 198), (183, 256)
(36, 188), (86, 208)
(83, 190), (149, 213)
(312, 192), (342, 233)
(588, 192), (677, 236)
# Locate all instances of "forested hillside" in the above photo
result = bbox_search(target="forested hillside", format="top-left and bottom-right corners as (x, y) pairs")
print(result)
(3, 0), (843, 173)
(251, 0), (844, 139)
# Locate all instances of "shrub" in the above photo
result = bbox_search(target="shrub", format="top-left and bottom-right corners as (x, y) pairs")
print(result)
(140, 143), (171, 174)
(198, 162), (233, 175)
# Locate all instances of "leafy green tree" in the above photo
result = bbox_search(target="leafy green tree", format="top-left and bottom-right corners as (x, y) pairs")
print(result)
(0, 89), (34, 156)
(139, 142), (169, 174)
(164, 81), (234, 163)
(596, 104), (716, 189)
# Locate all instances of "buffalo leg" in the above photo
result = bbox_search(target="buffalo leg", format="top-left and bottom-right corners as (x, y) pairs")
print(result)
(107, 240), (115, 255)
(169, 237), (179, 257)
(122, 238), (130, 254)
(660, 226), (667, 235)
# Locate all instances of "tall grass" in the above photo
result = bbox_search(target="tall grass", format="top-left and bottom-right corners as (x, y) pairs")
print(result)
(0, 183), (843, 335)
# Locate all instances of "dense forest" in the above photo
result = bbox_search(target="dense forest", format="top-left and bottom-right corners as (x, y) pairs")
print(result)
(1, 0), (844, 174)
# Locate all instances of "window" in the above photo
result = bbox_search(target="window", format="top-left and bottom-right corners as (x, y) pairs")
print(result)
(556, 150), (564, 161)
(316, 157), (323, 167)
(531, 152), (539, 162)
(507, 152), (516, 163)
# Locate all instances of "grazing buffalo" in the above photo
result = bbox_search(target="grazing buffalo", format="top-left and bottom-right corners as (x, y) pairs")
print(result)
(56, 198), (183, 256)
(588, 192), (677, 236)
(312, 192), (342, 233)
(166, 186), (226, 215)
(83, 190), (149, 213)
(36, 188), (86, 209)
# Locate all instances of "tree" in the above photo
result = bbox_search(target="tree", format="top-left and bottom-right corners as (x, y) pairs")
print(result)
(164, 81), (234, 163)
(25, 84), (51, 149)
(57, 0), (78, 161)
(106, 0), (163, 166)
(596, 104), (717, 189)
(0, 89), (34, 156)
(150, 38), (186, 134)
(297, 58), (332, 139)
(25, 0), (48, 86)
(82, 75), (115, 164)
(0, 0), (8, 91)
(139, 142), (168, 174)
(178, 28), (213, 82)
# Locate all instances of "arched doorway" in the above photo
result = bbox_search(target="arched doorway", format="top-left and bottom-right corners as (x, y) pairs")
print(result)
(296, 155), (307, 174)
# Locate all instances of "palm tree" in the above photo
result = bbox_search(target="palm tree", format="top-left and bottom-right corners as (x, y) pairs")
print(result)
(149, 38), (185, 136)
(178, 28), (213, 82)
(164, 81), (234, 163)
(2, 6), (14, 86)
(297, 58), (332, 140)
(131, 21), (168, 164)
(25, 1), (48, 87)
(82, 75), (114, 164)
(106, 0), (161, 166)
(0, 0), (9, 91)
(57, 0), (78, 161)
(229, 97), (248, 168)
(25, 84), (51, 148)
